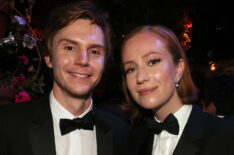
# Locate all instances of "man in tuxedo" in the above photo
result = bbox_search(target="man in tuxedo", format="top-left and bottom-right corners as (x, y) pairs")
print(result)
(0, 1), (129, 155)
(202, 72), (234, 122)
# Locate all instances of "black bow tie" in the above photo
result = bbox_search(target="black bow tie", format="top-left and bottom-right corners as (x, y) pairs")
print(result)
(59, 111), (95, 136)
(144, 113), (179, 135)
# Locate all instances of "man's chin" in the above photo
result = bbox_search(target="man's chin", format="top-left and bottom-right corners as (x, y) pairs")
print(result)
(68, 90), (92, 99)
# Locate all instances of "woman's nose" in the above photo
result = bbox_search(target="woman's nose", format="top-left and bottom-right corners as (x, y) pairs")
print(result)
(136, 68), (149, 84)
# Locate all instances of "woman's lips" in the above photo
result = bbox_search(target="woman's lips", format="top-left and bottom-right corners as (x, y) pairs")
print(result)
(138, 87), (157, 96)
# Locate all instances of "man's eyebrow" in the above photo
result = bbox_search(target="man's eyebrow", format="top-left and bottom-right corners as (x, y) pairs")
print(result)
(57, 38), (78, 45)
(57, 38), (105, 49)
(89, 44), (105, 50)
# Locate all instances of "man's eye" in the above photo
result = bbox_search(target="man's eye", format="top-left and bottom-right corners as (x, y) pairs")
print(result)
(149, 59), (161, 66)
(90, 50), (101, 55)
(91, 50), (98, 54)
(125, 68), (136, 74)
(65, 46), (74, 51)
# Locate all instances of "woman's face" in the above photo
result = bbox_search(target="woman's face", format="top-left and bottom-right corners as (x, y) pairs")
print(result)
(122, 31), (184, 115)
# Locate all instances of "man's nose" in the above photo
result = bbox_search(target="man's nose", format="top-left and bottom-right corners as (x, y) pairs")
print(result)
(74, 50), (89, 66)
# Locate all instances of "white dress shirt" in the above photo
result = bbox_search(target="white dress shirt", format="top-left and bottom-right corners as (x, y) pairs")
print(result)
(50, 91), (97, 155)
(152, 104), (192, 155)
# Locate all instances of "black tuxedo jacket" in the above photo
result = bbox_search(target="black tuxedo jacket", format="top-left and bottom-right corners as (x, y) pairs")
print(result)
(126, 105), (234, 155)
(0, 95), (129, 155)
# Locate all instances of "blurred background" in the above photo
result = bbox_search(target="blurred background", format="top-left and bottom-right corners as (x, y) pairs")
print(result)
(1, 0), (234, 118)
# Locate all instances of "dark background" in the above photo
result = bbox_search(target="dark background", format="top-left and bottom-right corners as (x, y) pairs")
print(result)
(1, 0), (234, 106)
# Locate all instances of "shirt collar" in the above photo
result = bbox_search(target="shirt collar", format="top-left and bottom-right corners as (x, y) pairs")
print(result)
(154, 104), (192, 136)
(174, 104), (192, 136)
(50, 91), (93, 123)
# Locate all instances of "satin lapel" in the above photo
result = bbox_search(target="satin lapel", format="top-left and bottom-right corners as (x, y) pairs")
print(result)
(144, 132), (154, 155)
(28, 95), (56, 155)
(173, 105), (207, 155)
(94, 108), (114, 155)
(130, 125), (154, 155)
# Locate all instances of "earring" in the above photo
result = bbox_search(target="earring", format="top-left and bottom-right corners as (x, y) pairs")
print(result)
(175, 82), (179, 88)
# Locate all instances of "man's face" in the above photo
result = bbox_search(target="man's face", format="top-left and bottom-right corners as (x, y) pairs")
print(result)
(45, 19), (105, 99)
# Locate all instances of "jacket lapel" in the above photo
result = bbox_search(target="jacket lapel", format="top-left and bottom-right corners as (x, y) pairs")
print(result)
(173, 105), (207, 155)
(28, 95), (56, 155)
(144, 131), (154, 155)
(94, 107), (114, 155)
(128, 125), (154, 155)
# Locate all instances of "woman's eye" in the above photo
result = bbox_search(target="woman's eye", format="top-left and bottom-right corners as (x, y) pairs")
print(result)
(149, 59), (161, 66)
(125, 68), (136, 74)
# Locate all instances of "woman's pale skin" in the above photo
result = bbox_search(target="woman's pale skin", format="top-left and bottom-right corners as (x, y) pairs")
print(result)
(122, 31), (185, 121)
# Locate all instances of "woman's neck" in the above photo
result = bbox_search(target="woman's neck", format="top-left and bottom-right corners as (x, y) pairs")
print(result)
(153, 91), (183, 122)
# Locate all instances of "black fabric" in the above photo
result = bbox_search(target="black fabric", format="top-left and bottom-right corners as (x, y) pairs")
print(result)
(125, 105), (234, 155)
(0, 94), (130, 155)
(60, 111), (95, 135)
(144, 113), (179, 135)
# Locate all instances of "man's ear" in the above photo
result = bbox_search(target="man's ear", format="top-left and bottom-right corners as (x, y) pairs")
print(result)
(175, 59), (185, 83)
(44, 55), (53, 68)
(202, 102), (216, 115)
(207, 102), (216, 115)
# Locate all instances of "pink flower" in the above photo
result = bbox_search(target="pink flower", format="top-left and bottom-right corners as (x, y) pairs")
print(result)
(12, 74), (26, 86)
(18, 54), (29, 65)
(15, 91), (31, 103)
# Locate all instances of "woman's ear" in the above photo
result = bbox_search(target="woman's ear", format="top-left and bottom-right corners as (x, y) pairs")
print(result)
(44, 55), (53, 68)
(175, 59), (185, 83)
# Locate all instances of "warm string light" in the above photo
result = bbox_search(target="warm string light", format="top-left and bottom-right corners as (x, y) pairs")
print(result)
(209, 62), (216, 71)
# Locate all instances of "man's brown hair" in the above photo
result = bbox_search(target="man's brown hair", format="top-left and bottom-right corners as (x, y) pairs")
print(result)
(44, 1), (112, 65)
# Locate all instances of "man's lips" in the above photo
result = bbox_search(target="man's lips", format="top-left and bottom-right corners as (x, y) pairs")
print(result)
(70, 72), (90, 78)
(138, 87), (157, 96)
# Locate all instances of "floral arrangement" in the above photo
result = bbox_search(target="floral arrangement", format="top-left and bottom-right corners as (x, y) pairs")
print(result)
(0, 1), (45, 103)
